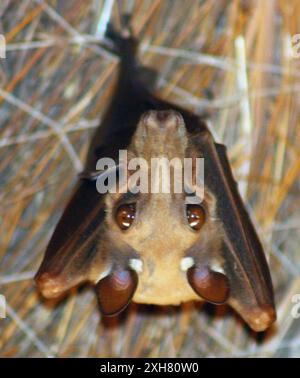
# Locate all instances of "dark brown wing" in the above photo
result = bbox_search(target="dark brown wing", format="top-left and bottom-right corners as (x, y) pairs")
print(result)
(35, 180), (107, 298)
(191, 129), (276, 332)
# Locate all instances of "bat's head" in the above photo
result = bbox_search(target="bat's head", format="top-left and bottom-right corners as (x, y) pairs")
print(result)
(96, 110), (230, 314)
(35, 109), (276, 332)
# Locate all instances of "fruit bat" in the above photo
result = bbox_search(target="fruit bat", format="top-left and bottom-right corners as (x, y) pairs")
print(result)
(35, 25), (276, 332)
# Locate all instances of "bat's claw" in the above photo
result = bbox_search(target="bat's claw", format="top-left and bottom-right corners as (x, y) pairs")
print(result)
(35, 272), (66, 299)
(245, 305), (277, 332)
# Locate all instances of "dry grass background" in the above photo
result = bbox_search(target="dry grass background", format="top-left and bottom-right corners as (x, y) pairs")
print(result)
(0, 0), (300, 357)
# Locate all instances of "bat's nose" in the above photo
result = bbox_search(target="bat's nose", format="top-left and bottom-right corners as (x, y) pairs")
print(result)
(155, 110), (179, 123)
(141, 110), (183, 132)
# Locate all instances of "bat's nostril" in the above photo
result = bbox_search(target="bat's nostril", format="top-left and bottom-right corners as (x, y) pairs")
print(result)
(156, 110), (173, 122)
(155, 110), (183, 128)
(140, 110), (154, 125)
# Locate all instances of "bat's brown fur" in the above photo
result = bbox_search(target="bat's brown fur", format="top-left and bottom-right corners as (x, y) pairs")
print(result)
(103, 111), (224, 305)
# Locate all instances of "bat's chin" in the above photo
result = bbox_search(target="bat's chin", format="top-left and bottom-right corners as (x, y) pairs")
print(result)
(132, 292), (200, 306)
(132, 275), (200, 306)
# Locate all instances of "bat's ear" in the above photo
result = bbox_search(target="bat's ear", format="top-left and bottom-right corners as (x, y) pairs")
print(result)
(35, 180), (108, 299)
(187, 266), (230, 304)
(191, 129), (276, 332)
(95, 268), (138, 316)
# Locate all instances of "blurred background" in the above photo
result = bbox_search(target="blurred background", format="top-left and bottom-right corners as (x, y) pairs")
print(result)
(1, 0), (300, 357)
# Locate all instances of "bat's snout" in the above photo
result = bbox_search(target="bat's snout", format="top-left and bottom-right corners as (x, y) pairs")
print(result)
(134, 109), (187, 158)
(141, 110), (183, 133)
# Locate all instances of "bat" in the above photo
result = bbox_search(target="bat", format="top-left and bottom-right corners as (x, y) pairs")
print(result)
(35, 23), (276, 332)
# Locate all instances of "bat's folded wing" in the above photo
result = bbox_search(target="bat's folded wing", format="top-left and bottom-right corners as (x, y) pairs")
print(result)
(193, 130), (276, 332)
(35, 180), (107, 298)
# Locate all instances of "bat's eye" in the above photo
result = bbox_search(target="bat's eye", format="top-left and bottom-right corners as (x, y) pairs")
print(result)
(186, 205), (205, 230)
(115, 204), (136, 230)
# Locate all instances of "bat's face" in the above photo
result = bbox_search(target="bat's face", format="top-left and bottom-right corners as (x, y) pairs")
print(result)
(35, 108), (275, 332)
(100, 111), (229, 308)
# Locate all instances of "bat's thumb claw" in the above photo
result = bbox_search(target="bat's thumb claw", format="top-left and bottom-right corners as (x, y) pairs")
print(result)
(245, 305), (277, 332)
(35, 272), (65, 299)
